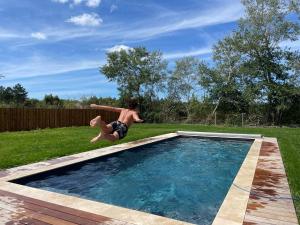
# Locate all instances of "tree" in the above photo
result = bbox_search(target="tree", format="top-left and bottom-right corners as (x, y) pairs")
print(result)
(0, 86), (5, 104)
(44, 94), (63, 108)
(0, 83), (28, 105)
(2, 87), (14, 104)
(199, 0), (300, 124)
(80, 96), (120, 108)
(169, 57), (201, 121)
(13, 83), (28, 104)
(101, 47), (168, 103)
(236, 0), (300, 124)
(199, 36), (251, 118)
(24, 98), (40, 108)
(101, 47), (168, 121)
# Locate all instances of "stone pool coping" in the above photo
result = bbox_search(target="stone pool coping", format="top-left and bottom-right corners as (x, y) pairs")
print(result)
(0, 131), (294, 225)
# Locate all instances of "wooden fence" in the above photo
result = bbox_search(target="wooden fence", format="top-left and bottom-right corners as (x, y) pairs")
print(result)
(0, 108), (119, 132)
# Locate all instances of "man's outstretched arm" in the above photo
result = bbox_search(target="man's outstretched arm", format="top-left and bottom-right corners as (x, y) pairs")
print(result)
(90, 104), (123, 113)
(133, 112), (144, 123)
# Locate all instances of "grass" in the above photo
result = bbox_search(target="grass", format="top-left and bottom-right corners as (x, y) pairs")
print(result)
(0, 124), (299, 219)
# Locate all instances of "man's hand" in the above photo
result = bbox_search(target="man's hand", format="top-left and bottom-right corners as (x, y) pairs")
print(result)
(133, 112), (143, 123)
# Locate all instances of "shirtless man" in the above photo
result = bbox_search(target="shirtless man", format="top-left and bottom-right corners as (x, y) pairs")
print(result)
(89, 100), (143, 143)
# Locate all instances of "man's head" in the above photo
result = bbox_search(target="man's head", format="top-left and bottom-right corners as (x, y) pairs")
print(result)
(127, 98), (138, 110)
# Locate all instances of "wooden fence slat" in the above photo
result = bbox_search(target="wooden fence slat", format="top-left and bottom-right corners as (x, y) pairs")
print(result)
(18, 108), (23, 131)
(18, 108), (22, 131)
(0, 108), (3, 132)
(39, 109), (44, 129)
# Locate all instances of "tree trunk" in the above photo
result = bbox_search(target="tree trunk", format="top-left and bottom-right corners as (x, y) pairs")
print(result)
(207, 53), (234, 122)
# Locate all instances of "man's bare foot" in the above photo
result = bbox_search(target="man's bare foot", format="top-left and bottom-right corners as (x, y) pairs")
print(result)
(90, 116), (101, 127)
(90, 132), (104, 143)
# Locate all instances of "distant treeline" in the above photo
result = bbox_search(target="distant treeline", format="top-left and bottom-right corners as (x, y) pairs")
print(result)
(0, 83), (299, 126)
(0, 85), (119, 109)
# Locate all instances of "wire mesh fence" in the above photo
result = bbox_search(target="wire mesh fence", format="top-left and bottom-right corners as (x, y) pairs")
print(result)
(167, 112), (268, 127)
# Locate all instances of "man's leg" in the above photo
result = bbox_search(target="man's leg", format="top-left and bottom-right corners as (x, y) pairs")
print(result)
(90, 116), (113, 134)
(103, 131), (119, 142)
(90, 131), (119, 143)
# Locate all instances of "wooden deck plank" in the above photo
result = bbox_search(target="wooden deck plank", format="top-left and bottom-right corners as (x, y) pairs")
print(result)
(243, 219), (273, 225)
(0, 204), (51, 225)
(246, 204), (298, 216)
(244, 214), (298, 225)
(246, 200), (297, 214)
(5, 219), (50, 225)
(0, 198), (70, 225)
(19, 208), (78, 225)
(21, 201), (104, 225)
(247, 210), (298, 223)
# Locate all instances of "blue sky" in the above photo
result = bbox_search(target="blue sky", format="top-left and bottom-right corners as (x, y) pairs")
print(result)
(0, 0), (299, 99)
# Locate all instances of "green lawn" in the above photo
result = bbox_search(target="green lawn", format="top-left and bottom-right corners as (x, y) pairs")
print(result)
(0, 124), (299, 218)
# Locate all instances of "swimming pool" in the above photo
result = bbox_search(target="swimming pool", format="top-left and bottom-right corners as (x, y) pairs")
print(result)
(13, 137), (252, 225)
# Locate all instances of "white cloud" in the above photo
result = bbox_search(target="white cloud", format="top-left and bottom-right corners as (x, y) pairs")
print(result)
(86, 0), (101, 8)
(106, 45), (133, 53)
(52, 0), (69, 3)
(52, 0), (101, 7)
(51, 3), (243, 42)
(69, 0), (101, 7)
(110, 4), (118, 13)
(73, 0), (83, 5)
(164, 47), (212, 59)
(31, 32), (47, 40)
(66, 13), (103, 27)
(123, 4), (243, 40)
(0, 30), (25, 39)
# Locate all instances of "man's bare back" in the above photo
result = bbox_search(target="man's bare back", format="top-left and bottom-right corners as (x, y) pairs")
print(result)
(117, 108), (143, 127)
(89, 103), (143, 143)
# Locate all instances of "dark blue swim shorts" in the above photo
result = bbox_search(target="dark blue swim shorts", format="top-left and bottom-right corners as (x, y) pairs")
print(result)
(110, 121), (128, 139)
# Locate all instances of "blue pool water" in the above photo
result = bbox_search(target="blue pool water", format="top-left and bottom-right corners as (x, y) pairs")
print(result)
(15, 137), (251, 224)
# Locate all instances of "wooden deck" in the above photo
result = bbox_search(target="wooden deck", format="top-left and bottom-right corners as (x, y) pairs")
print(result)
(243, 141), (298, 225)
(0, 190), (132, 225)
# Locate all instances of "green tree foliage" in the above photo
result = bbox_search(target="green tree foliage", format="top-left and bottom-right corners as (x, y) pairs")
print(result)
(101, 47), (168, 121)
(0, 86), (5, 102)
(281, 87), (300, 124)
(80, 96), (120, 108)
(101, 47), (167, 100)
(0, 83), (28, 105)
(13, 83), (28, 104)
(199, 37), (251, 116)
(237, 0), (300, 124)
(169, 57), (201, 121)
(23, 98), (40, 108)
(199, 0), (300, 125)
(43, 94), (63, 108)
(0, 87), (13, 104)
